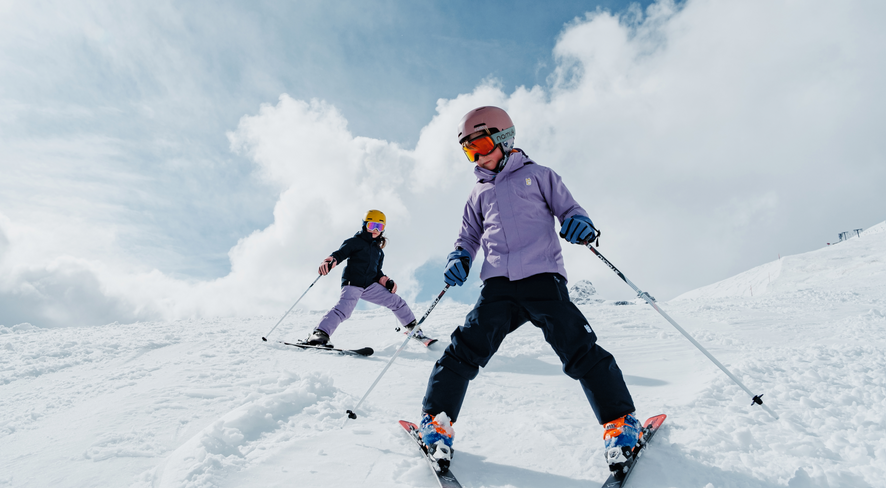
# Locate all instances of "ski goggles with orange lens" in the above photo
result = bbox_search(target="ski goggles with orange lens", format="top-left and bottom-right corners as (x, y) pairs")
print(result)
(366, 221), (385, 232)
(462, 135), (497, 162)
(461, 126), (515, 162)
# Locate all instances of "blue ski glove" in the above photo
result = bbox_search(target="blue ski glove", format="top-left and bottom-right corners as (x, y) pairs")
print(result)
(559, 215), (597, 244)
(443, 249), (472, 286)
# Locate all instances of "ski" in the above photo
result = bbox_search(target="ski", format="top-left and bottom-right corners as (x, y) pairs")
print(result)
(601, 414), (667, 488)
(398, 420), (462, 488)
(280, 341), (374, 357)
(395, 326), (438, 347)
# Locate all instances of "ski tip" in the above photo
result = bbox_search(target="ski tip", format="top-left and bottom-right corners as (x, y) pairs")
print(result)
(353, 347), (374, 356)
(644, 414), (667, 429)
(398, 420), (418, 430)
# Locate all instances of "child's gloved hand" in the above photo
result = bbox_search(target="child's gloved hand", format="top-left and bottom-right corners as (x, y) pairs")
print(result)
(319, 257), (337, 275)
(444, 249), (472, 286)
(559, 215), (597, 244)
(380, 276), (397, 293)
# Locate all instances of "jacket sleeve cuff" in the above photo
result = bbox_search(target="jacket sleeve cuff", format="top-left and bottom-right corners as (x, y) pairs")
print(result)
(453, 242), (478, 262)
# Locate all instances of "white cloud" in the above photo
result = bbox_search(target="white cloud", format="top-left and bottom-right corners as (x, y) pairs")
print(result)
(1, 0), (885, 327)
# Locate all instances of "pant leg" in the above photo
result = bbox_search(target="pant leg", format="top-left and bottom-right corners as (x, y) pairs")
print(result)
(522, 274), (635, 424)
(577, 356), (635, 424)
(359, 283), (416, 325)
(316, 286), (364, 336)
(422, 278), (526, 422)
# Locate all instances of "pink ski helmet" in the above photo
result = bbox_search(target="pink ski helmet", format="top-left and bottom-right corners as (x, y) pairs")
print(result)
(457, 106), (516, 154)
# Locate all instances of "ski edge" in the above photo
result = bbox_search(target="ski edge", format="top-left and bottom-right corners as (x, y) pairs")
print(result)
(412, 335), (438, 347)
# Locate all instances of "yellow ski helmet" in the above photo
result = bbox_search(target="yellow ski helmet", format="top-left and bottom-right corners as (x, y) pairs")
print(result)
(363, 209), (386, 231)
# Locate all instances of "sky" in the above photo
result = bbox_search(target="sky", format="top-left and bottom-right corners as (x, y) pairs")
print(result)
(1, 0), (884, 328)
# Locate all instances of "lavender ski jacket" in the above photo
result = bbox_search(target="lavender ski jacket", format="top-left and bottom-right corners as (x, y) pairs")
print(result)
(455, 149), (589, 283)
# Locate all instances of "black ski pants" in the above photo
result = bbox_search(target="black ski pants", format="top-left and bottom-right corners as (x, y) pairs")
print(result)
(422, 273), (635, 424)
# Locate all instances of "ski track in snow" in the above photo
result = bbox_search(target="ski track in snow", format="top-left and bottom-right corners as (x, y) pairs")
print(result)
(2, 224), (885, 487)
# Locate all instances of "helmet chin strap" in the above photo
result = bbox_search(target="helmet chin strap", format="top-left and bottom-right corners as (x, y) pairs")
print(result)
(494, 149), (510, 173)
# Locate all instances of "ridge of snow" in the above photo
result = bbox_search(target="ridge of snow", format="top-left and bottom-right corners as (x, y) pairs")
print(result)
(862, 221), (886, 236)
(150, 371), (340, 488)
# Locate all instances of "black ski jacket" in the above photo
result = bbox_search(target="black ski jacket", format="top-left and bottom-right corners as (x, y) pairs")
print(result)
(329, 230), (385, 288)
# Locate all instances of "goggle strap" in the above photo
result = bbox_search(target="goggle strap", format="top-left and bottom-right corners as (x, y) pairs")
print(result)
(490, 126), (515, 145)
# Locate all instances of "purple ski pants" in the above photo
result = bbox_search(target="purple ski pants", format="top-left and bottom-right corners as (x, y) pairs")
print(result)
(316, 283), (416, 336)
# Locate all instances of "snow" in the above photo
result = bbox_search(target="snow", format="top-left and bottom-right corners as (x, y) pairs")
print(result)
(3, 224), (886, 487)
(569, 280), (605, 305)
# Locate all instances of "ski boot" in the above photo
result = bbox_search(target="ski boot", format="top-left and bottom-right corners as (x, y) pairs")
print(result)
(305, 329), (331, 346)
(603, 412), (643, 474)
(396, 320), (436, 346)
(419, 412), (454, 472)
(397, 319), (417, 332)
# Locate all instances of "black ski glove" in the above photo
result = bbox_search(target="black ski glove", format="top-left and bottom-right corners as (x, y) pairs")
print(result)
(319, 257), (337, 275)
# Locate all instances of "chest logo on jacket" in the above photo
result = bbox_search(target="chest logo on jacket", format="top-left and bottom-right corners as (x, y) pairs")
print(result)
(525, 177), (532, 186)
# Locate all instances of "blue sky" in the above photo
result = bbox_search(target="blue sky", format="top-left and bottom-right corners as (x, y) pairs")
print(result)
(2, 0), (884, 327)
(2, 0), (652, 281)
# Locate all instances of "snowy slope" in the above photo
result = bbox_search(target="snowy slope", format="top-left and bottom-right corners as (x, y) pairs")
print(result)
(674, 221), (886, 300)
(2, 224), (886, 487)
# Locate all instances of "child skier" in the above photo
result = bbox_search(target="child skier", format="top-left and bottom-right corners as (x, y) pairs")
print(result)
(417, 106), (640, 473)
(306, 210), (417, 346)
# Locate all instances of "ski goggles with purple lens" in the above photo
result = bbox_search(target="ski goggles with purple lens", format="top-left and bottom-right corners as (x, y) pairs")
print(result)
(366, 221), (385, 232)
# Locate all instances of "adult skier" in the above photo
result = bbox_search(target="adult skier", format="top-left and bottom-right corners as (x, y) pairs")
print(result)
(306, 210), (417, 345)
(417, 106), (641, 473)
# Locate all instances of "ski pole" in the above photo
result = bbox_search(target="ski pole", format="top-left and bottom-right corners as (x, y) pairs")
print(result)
(341, 285), (450, 428)
(586, 242), (780, 420)
(261, 274), (323, 342)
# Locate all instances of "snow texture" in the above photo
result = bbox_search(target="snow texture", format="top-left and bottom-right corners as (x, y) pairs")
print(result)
(569, 279), (604, 305)
(2, 222), (886, 487)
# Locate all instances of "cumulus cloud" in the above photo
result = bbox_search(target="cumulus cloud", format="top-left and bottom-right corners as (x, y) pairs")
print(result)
(2, 0), (885, 327)
(0, 215), (154, 327)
